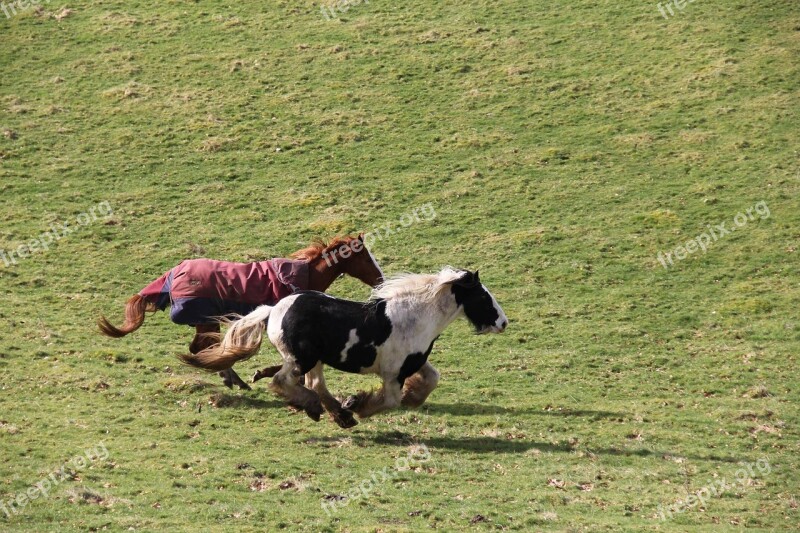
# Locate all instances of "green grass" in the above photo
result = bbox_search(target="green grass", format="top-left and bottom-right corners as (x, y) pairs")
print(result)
(1, 0), (798, 530)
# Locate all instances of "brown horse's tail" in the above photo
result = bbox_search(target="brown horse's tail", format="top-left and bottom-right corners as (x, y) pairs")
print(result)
(178, 305), (273, 372)
(98, 294), (157, 338)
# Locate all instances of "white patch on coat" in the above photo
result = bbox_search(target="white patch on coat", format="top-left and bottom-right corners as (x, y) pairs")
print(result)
(266, 294), (300, 364)
(340, 329), (360, 363)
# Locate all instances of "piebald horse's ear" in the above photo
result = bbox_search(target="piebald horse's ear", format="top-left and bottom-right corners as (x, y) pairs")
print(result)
(357, 232), (365, 242)
(452, 270), (480, 288)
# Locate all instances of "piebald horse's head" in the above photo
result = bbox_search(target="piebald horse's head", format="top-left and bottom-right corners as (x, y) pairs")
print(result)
(448, 270), (508, 334)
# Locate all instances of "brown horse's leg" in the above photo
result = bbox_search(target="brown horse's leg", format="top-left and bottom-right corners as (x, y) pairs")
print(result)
(401, 362), (440, 408)
(190, 324), (251, 391)
(305, 363), (357, 428)
(189, 324), (220, 353)
(219, 368), (252, 391)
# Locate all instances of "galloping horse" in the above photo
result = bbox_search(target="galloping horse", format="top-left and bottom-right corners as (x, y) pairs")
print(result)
(99, 235), (383, 389)
(179, 268), (508, 428)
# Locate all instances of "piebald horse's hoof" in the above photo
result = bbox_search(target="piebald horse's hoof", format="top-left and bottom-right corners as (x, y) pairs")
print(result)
(341, 395), (362, 411)
(333, 410), (358, 429)
(305, 404), (323, 422)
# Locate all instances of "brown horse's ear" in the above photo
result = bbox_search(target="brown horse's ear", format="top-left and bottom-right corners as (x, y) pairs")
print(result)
(452, 270), (479, 288)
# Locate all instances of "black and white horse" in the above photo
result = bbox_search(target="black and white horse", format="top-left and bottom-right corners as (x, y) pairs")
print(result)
(179, 268), (507, 428)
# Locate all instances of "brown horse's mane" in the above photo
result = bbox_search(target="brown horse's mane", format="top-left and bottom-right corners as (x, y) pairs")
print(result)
(290, 235), (358, 262)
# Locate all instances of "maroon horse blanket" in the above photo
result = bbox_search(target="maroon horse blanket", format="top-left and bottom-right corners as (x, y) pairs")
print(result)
(139, 258), (309, 325)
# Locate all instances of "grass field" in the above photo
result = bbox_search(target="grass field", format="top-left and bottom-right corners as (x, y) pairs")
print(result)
(1, 0), (798, 530)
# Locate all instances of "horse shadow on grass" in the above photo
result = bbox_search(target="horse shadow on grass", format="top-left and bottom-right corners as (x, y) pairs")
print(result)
(232, 397), (746, 465)
(208, 392), (284, 410)
(420, 402), (625, 419)
(327, 430), (745, 464)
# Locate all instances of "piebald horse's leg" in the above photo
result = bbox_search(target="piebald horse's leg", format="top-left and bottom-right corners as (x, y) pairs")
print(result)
(269, 361), (323, 421)
(252, 364), (283, 383)
(305, 363), (357, 429)
(342, 378), (403, 419)
(189, 324), (251, 391)
(253, 364), (306, 388)
(401, 362), (440, 408)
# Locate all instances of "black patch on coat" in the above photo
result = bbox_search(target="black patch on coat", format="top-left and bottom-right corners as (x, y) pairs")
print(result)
(280, 292), (392, 374)
(450, 279), (500, 332)
(397, 337), (437, 385)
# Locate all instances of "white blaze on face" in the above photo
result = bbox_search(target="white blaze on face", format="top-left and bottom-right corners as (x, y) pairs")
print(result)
(367, 248), (384, 281)
(486, 287), (508, 333)
(340, 328), (360, 363)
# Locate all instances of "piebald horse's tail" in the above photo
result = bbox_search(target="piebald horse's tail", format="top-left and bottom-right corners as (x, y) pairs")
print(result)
(98, 294), (157, 338)
(178, 305), (273, 372)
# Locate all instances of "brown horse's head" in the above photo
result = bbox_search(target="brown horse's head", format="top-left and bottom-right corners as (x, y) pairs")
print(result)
(337, 233), (384, 287)
(292, 234), (384, 290)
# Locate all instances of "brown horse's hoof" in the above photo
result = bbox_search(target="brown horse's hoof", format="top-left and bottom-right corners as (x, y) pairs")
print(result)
(228, 371), (252, 391)
(333, 410), (358, 429)
(218, 371), (234, 389)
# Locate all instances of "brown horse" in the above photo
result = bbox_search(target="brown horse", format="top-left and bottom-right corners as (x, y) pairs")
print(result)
(98, 235), (383, 389)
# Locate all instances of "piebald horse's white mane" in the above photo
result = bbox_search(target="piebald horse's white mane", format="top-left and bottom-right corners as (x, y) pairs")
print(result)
(370, 267), (466, 303)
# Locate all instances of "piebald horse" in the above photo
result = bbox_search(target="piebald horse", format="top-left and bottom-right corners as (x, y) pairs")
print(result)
(99, 235), (383, 389)
(179, 268), (507, 428)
